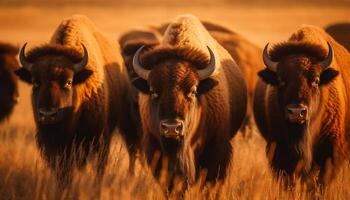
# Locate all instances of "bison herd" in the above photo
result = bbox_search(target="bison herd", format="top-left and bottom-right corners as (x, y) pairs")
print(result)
(1, 14), (350, 192)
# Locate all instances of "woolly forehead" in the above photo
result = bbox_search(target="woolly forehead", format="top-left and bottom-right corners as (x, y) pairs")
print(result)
(269, 42), (328, 62)
(148, 61), (199, 91)
(25, 44), (84, 64)
(139, 46), (211, 70)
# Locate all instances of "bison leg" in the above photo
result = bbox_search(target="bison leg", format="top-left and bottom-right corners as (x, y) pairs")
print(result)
(144, 134), (162, 178)
(128, 145), (141, 176)
(313, 136), (344, 185)
(199, 137), (232, 182)
(122, 126), (142, 175)
(44, 152), (74, 189)
(95, 134), (111, 182)
(118, 108), (142, 175)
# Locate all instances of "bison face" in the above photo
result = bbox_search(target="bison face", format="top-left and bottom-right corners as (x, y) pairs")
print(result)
(132, 46), (218, 144)
(15, 44), (92, 125)
(149, 61), (218, 141)
(0, 54), (19, 121)
(259, 43), (338, 126)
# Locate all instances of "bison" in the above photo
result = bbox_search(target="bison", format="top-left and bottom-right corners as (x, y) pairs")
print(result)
(254, 25), (350, 184)
(120, 21), (263, 135)
(0, 43), (19, 123)
(325, 22), (350, 52)
(198, 22), (263, 133)
(15, 15), (139, 184)
(127, 15), (247, 190)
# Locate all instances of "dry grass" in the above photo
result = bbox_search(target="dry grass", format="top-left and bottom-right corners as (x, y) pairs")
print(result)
(1, 115), (350, 199)
(1, 4), (350, 199)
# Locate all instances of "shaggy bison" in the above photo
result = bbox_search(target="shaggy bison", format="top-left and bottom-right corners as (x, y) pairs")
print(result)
(199, 22), (263, 132)
(120, 21), (262, 134)
(0, 43), (19, 123)
(129, 15), (247, 189)
(15, 15), (138, 184)
(325, 22), (350, 52)
(254, 25), (350, 184)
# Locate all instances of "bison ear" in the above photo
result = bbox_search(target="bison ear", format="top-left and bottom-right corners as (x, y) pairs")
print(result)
(73, 69), (93, 84)
(14, 68), (32, 84)
(320, 68), (339, 85)
(131, 78), (150, 94)
(258, 69), (279, 86)
(197, 78), (218, 95)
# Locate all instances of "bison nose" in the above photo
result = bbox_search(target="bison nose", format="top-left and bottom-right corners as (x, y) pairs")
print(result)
(285, 104), (308, 124)
(39, 108), (58, 116)
(159, 119), (184, 138)
(38, 107), (60, 124)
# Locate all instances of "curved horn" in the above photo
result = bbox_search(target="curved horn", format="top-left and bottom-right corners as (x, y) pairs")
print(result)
(73, 43), (89, 72)
(197, 46), (216, 80)
(132, 45), (151, 80)
(320, 42), (333, 70)
(19, 43), (33, 71)
(263, 43), (278, 72)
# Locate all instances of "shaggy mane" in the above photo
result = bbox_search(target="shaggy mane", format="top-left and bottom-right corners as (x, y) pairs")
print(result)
(0, 43), (18, 55)
(269, 42), (328, 61)
(139, 45), (210, 70)
(25, 44), (84, 63)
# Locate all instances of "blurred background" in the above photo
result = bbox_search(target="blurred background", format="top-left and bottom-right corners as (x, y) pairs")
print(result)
(0, 0), (349, 47)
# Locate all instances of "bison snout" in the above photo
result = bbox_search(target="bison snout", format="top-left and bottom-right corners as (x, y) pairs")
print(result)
(159, 119), (184, 138)
(38, 107), (60, 124)
(285, 104), (308, 124)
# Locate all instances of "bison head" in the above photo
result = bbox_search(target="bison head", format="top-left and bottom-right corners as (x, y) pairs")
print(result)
(0, 45), (19, 122)
(258, 42), (338, 127)
(132, 46), (218, 143)
(15, 43), (92, 125)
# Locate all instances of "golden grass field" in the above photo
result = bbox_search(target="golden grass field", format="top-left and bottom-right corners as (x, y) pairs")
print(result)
(0, 3), (350, 199)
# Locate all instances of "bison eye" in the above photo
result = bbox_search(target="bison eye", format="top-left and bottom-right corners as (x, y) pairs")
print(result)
(64, 80), (73, 89)
(151, 92), (159, 99)
(278, 78), (286, 88)
(312, 78), (320, 87)
(150, 86), (159, 99)
(32, 79), (40, 88)
(187, 88), (197, 98)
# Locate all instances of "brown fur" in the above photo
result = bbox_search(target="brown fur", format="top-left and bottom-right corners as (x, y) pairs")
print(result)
(325, 22), (350, 52)
(140, 45), (210, 69)
(25, 45), (83, 63)
(201, 22), (263, 132)
(15, 15), (139, 184)
(269, 42), (328, 61)
(254, 25), (350, 184)
(0, 42), (19, 123)
(121, 15), (247, 191)
(120, 21), (262, 134)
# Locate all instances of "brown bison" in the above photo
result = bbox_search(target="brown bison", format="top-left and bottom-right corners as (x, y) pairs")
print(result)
(325, 22), (350, 52)
(0, 43), (19, 123)
(15, 15), (139, 184)
(128, 15), (247, 189)
(254, 25), (350, 184)
(120, 21), (262, 134)
(199, 22), (263, 132)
